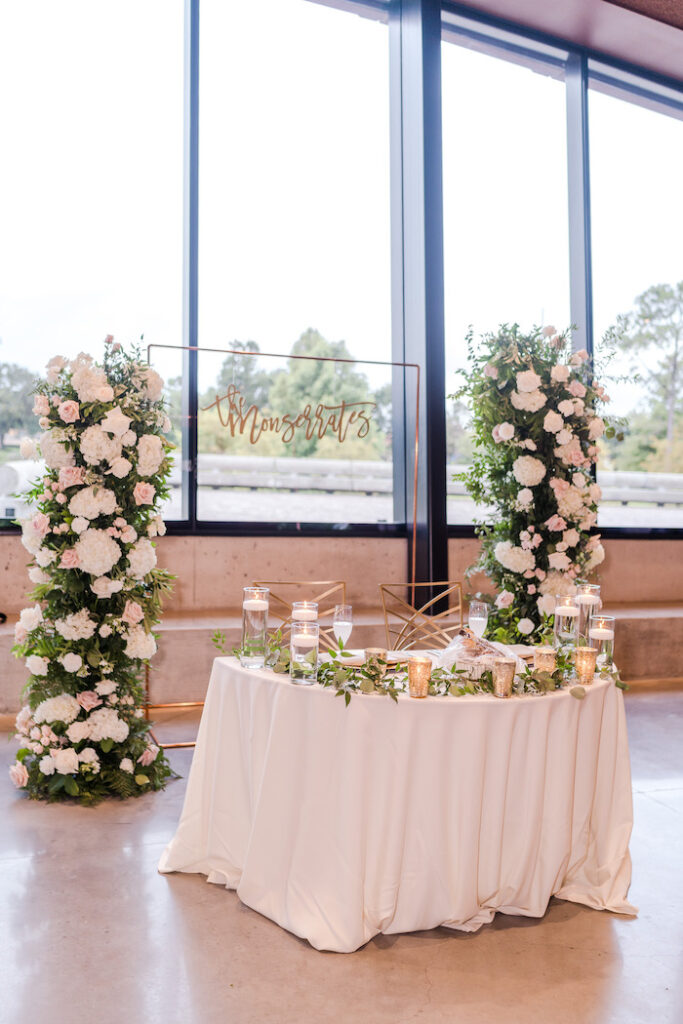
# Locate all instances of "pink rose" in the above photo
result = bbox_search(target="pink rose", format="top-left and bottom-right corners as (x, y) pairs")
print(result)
(545, 514), (567, 532)
(76, 690), (102, 712)
(133, 482), (156, 506)
(58, 400), (80, 423)
(527, 585), (537, 595)
(495, 591), (514, 609)
(55, 493), (67, 504)
(137, 744), (159, 767)
(122, 600), (145, 625)
(14, 623), (28, 643)
(58, 466), (86, 489)
(120, 525), (137, 544)
(532, 534), (542, 547)
(59, 548), (80, 569)
(9, 762), (29, 788)
(104, 334), (114, 345)
(568, 380), (586, 398)
(32, 512), (51, 538)
(535, 568), (546, 581)
(523, 569), (535, 579)
(549, 478), (570, 494)
(106, 527), (120, 537)
(33, 395), (50, 416)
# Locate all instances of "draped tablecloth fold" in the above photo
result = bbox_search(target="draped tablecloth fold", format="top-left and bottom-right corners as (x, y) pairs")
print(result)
(159, 657), (636, 952)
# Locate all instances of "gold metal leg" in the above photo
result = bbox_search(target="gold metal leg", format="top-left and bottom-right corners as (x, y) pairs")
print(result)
(144, 665), (203, 749)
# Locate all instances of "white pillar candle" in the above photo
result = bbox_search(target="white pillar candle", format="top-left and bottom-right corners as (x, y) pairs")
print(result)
(589, 627), (615, 640)
(243, 599), (268, 611)
(291, 633), (318, 647)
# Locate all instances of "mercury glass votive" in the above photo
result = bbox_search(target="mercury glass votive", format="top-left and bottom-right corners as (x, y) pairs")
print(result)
(365, 647), (388, 678)
(492, 657), (516, 698)
(407, 656), (431, 698)
(553, 594), (580, 652)
(574, 645), (598, 685)
(588, 615), (615, 668)
(575, 582), (602, 641)
(533, 646), (557, 673)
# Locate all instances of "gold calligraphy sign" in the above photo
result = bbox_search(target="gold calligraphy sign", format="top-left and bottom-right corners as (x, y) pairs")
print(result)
(201, 384), (376, 446)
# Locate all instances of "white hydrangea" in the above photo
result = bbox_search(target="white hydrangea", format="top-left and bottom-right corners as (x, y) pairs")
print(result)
(55, 608), (97, 641)
(136, 434), (164, 477)
(108, 456), (133, 479)
(39, 431), (75, 470)
(68, 485), (117, 520)
(71, 364), (114, 404)
(510, 390), (546, 413)
(515, 369), (542, 393)
(556, 486), (586, 520)
(79, 425), (122, 466)
(99, 406), (132, 437)
(512, 456), (546, 487)
(66, 720), (91, 744)
(71, 516), (89, 534)
(20, 518), (44, 554)
(86, 707), (130, 743)
(125, 626), (158, 660)
(127, 538), (157, 579)
(34, 693), (81, 725)
(19, 604), (43, 631)
(494, 541), (536, 574)
(539, 571), (577, 598)
(537, 594), (556, 617)
(137, 366), (164, 402)
(74, 529), (122, 576)
(515, 488), (534, 510)
(95, 679), (117, 696)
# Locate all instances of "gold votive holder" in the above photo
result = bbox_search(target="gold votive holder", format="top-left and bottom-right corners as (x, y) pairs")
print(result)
(534, 646), (557, 673)
(364, 647), (388, 678)
(408, 656), (431, 698)
(492, 657), (516, 698)
(574, 646), (598, 685)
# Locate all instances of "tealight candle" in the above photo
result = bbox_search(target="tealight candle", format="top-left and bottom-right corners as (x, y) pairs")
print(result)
(574, 646), (598, 685)
(408, 656), (431, 698)
(534, 646), (557, 673)
(492, 657), (516, 698)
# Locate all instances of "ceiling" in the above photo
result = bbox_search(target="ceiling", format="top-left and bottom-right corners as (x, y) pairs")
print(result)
(455, 0), (683, 82)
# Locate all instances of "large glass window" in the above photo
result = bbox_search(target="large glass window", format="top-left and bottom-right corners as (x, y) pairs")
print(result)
(0, 0), (183, 525)
(197, 0), (392, 524)
(441, 27), (571, 525)
(590, 73), (683, 529)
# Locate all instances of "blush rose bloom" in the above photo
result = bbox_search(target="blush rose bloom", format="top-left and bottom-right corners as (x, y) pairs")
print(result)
(9, 762), (29, 788)
(133, 481), (156, 505)
(33, 394), (51, 416)
(59, 548), (80, 569)
(32, 512), (51, 538)
(568, 379), (586, 398)
(137, 745), (159, 767)
(495, 590), (514, 609)
(122, 600), (145, 625)
(76, 690), (103, 712)
(58, 466), (86, 489)
(58, 400), (80, 423)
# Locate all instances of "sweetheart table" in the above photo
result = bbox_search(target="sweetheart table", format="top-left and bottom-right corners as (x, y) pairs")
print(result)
(158, 656), (636, 952)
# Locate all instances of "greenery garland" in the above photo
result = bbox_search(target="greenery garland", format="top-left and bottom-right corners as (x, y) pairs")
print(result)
(452, 324), (623, 642)
(9, 340), (175, 804)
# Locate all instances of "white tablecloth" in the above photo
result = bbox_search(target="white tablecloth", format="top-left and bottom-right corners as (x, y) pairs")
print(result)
(159, 657), (636, 952)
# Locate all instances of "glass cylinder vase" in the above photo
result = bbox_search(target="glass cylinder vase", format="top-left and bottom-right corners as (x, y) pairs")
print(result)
(588, 614), (615, 669)
(241, 587), (269, 669)
(575, 581), (602, 642)
(553, 594), (580, 654)
(290, 621), (319, 685)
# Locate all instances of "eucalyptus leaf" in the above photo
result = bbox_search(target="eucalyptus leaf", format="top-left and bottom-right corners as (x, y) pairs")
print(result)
(570, 685), (586, 700)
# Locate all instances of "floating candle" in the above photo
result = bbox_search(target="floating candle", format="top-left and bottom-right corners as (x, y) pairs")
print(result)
(555, 605), (579, 617)
(291, 633), (318, 647)
(243, 599), (268, 611)
(589, 627), (614, 640)
(292, 608), (317, 621)
(576, 594), (601, 606)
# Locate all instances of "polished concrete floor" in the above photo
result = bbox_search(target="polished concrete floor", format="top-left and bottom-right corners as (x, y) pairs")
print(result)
(2, 686), (682, 1024)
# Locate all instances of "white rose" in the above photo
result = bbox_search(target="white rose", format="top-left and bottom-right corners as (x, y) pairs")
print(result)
(26, 655), (49, 676)
(46, 355), (68, 382)
(516, 488), (533, 510)
(71, 516), (89, 534)
(512, 456), (546, 487)
(137, 367), (164, 402)
(572, 472), (587, 488)
(19, 604), (43, 631)
(549, 553), (570, 571)
(517, 618), (534, 635)
(543, 410), (564, 433)
(35, 546), (57, 567)
(53, 748), (80, 775)
(60, 652), (83, 673)
(99, 624), (113, 638)
(28, 566), (51, 584)
(121, 430), (137, 447)
(95, 679), (117, 695)
(67, 720), (91, 744)
(510, 389), (546, 413)
(20, 437), (37, 459)
(120, 758), (134, 774)
(136, 434), (165, 477)
(588, 417), (605, 440)
(74, 529), (122, 576)
(100, 406), (132, 437)
(78, 747), (100, 766)
(39, 431), (75, 469)
(516, 369), (542, 393)
(551, 365), (570, 383)
(39, 755), (56, 775)
(586, 541), (606, 569)
(20, 518), (44, 555)
(91, 576), (125, 599)
(537, 594), (556, 617)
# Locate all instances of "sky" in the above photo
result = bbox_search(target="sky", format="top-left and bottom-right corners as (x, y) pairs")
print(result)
(0, 0), (681, 419)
